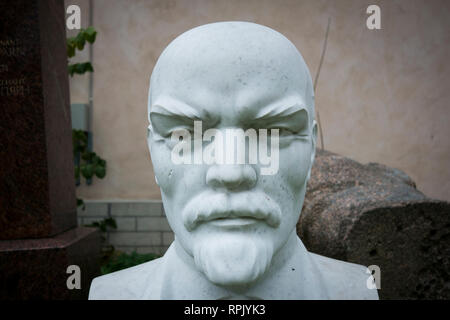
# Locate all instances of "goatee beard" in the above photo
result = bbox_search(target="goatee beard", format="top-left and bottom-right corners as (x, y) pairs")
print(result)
(193, 233), (274, 287)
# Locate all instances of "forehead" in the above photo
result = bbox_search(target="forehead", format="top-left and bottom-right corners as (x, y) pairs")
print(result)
(149, 22), (313, 120)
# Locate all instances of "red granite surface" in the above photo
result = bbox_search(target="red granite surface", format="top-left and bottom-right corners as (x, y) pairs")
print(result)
(0, 227), (101, 300)
(0, 0), (77, 239)
(0, 0), (101, 300)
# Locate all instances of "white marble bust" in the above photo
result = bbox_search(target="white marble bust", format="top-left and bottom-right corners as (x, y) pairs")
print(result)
(89, 21), (378, 300)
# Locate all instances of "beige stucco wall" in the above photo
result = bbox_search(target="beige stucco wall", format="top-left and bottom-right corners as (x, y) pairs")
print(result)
(67, 0), (450, 201)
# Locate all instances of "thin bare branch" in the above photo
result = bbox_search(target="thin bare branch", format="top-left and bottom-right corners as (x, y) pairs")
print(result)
(314, 17), (331, 150)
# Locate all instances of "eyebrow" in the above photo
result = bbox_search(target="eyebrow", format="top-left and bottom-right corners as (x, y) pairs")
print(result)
(151, 96), (310, 124)
(150, 97), (204, 121)
(252, 97), (309, 122)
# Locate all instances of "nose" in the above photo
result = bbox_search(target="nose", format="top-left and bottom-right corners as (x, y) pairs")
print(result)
(206, 164), (257, 191)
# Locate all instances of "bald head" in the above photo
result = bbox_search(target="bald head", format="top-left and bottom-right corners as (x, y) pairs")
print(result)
(148, 21), (315, 126)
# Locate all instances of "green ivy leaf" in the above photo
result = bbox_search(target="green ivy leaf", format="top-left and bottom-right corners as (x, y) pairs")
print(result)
(68, 62), (94, 76)
(75, 30), (86, 50)
(95, 166), (106, 179)
(81, 164), (94, 179)
(76, 198), (85, 210)
(75, 63), (85, 74)
(84, 26), (97, 43)
(92, 155), (100, 165)
(75, 130), (88, 143)
(67, 44), (75, 58)
(83, 62), (94, 73)
(67, 27), (96, 59)
(104, 218), (117, 229)
(98, 222), (107, 232)
(81, 151), (93, 161)
(67, 37), (76, 57)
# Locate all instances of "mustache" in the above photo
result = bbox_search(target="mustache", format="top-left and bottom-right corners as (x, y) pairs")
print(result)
(182, 191), (282, 231)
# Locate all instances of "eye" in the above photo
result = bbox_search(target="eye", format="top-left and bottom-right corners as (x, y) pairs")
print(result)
(164, 127), (194, 149)
(169, 127), (193, 137)
(150, 112), (197, 138)
(266, 127), (296, 137)
(280, 128), (296, 136)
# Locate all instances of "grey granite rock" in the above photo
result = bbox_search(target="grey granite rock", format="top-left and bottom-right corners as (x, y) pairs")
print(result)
(298, 149), (450, 299)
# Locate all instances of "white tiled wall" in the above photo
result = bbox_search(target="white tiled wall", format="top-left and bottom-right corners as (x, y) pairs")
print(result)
(77, 200), (173, 255)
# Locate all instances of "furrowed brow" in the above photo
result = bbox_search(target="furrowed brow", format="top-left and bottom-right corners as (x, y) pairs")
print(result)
(150, 97), (204, 121)
(253, 100), (309, 122)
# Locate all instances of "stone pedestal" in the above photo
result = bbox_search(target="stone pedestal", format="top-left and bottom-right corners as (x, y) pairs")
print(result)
(0, 0), (100, 299)
(298, 150), (450, 299)
(0, 227), (100, 300)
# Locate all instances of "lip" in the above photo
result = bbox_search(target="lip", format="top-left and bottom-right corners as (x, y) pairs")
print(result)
(207, 217), (261, 228)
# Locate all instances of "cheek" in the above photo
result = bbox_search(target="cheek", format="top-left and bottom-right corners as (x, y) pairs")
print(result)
(149, 140), (177, 195)
(149, 139), (206, 205)
(271, 141), (311, 219)
(260, 141), (311, 200)
(282, 141), (311, 190)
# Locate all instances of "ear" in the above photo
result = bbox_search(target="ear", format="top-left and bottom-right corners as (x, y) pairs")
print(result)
(147, 122), (153, 138)
(147, 123), (154, 149)
(146, 124), (158, 186)
(306, 120), (318, 182)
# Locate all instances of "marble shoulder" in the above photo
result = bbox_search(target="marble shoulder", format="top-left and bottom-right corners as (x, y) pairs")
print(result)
(310, 252), (379, 300)
(89, 257), (164, 300)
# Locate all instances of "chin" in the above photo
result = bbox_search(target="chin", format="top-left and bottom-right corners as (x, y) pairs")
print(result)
(192, 232), (274, 287)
